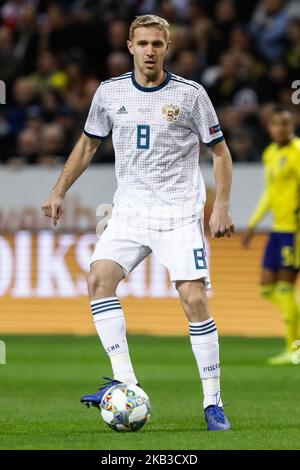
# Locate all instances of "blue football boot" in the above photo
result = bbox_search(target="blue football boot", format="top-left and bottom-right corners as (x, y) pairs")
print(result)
(81, 377), (141, 409)
(81, 377), (122, 409)
(204, 405), (231, 431)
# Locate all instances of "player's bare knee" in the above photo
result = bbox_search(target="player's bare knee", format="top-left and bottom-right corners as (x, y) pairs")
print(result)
(87, 271), (116, 299)
(178, 281), (209, 321)
(185, 293), (207, 314)
(87, 260), (124, 299)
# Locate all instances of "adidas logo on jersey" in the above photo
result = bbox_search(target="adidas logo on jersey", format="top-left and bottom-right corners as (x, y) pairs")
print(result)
(117, 106), (128, 114)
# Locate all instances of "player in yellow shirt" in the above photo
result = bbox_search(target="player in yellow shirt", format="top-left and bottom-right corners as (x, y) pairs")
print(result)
(242, 107), (300, 364)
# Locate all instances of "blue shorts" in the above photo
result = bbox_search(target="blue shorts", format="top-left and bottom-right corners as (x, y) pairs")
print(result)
(263, 232), (299, 271)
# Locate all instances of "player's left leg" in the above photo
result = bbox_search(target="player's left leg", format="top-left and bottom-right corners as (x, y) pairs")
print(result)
(176, 279), (230, 430)
(150, 220), (230, 430)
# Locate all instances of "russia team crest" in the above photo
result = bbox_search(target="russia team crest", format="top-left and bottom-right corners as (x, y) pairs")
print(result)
(162, 104), (181, 122)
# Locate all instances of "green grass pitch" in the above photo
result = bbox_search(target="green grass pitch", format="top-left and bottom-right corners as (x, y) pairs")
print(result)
(0, 335), (299, 450)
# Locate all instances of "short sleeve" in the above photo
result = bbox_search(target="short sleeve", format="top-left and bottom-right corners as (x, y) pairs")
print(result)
(84, 85), (112, 140)
(191, 86), (224, 147)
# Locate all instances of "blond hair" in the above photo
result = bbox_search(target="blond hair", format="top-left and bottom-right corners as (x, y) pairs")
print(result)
(129, 15), (170, 41)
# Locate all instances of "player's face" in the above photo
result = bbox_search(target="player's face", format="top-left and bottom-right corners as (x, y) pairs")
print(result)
(268, 112), (294, 145)
(127, 27), (169, 80)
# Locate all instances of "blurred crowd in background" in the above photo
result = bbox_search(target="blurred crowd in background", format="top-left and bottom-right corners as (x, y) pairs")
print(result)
(0, 0), (300, 166)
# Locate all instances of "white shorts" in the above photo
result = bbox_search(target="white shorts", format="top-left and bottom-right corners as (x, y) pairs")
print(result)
(90, 217), (211, 288)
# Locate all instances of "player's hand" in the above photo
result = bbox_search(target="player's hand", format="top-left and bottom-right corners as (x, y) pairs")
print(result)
(241, 228), (254, 248)
(209, 206), (235, 239)
(41, 192), (64, 227)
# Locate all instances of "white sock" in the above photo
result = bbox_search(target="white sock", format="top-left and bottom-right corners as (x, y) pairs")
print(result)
(90, 297), (138, 385)
(189, 318), (223, 409)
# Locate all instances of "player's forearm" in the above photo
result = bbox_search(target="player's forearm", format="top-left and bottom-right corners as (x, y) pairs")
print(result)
(248, 190), (270, 229)
(51, 133), (100, 197)
(211, 141), (232, 209)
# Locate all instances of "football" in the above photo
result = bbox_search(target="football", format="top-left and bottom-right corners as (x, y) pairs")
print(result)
(100, 383), (151, 432)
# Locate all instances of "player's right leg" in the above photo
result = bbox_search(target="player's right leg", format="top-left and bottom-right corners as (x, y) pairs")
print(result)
(260, 268), (278, 304)
(81, 221), (150, 408)
(81, 259), (137, 407)
(260, 233), (278, 304)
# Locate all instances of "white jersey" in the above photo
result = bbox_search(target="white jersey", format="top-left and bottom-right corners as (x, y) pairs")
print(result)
(84, 70), (224, 230)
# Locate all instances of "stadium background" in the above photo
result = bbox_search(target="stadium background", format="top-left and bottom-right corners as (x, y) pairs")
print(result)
(1, 0), (300, 452)
(1, 0), (300, 338)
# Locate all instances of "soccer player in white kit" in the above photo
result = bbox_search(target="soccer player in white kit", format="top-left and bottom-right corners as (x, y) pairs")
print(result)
(42, 15), (234, 431)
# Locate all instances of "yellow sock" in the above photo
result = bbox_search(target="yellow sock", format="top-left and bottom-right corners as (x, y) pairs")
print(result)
(274, 282), (299, 352)
(295, 290), (300, 340)
(260, 284), (279, 305)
